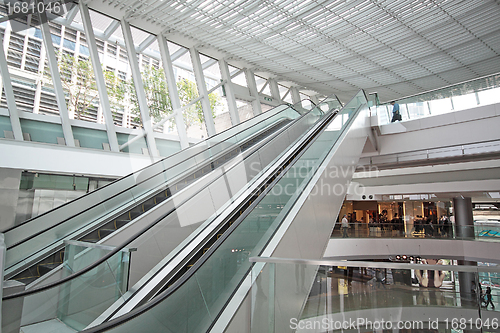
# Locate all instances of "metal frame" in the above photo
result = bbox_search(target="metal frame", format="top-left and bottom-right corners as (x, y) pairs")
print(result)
(245, 68), (262, 115)
(290, 86), (301, 105)
(158, 33), (189, 149)
(219, 58), (240, 126)
(121, 18), (158, 157)
(38, 1), (75, 147)
(190, 46), (216, 137)
(80, 2), (120, 152)
(0, 25), (23, 141)
(268, 78), (281, 102)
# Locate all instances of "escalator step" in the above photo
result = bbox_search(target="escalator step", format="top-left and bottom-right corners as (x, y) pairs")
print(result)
(37, 263), (60, 276)
(115, 220), (130, 229)
(98, 229), (116, 239)
(129, 211), (141, 220)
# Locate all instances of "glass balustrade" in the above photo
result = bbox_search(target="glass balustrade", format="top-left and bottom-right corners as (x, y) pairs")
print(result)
(250, 257), (500, 333)
(375, 73), (500, 125)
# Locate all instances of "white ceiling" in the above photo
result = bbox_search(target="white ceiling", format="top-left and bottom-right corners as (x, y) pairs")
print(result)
(87, 0), (500, 103)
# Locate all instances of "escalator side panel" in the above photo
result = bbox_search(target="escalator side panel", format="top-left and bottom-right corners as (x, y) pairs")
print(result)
(246, 100), (372, 333)
(95, 112), (324, 300)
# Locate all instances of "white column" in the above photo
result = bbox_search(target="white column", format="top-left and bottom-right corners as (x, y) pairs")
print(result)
(38, 6), (75, 147)
(0, 22), (12, 103)
(219, 58), (240, 126)
(269, 78), (281, 102)
(189, 46), (216, 136)
(33, 42), (46, 114)
(244, 68), (262, 115)
(80, 3), (119, 152)
(291, 86), (301, 105)
(121, 19), (158, 156)
(157, 33), (189, 149)
(0, 31), (23, 140)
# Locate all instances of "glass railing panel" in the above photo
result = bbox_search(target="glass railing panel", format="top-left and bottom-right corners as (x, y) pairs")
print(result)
(111, 104), (328, 288)
(6, 108), (304, 265)
(453, 93), (479, 111)
(251, 259), (500, 332)
(57, 241), (131, 331)
(428, 97), (453, 115)
(329, 223), (500, 242)
(2, 241), (131, 333)
(478, 87), (500, 105)
(5, 103), (301, 254)
(377, 73), (500, 125)
(74, 96), (350, 332)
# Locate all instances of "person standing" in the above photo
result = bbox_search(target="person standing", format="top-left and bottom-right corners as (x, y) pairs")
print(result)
(391, 101), (401, 122)
(341, 214), (349, 238)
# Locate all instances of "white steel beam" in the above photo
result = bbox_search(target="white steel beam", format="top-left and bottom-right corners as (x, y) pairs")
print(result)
(202, 58), (217, 70)
(158, 33), (189, 149)
(258, 80), (268, 94)
(38, 5), (75, 147)
(0, 31), (22, 140)
(290, 86), (301, 105)
(219, 58), (240, 126)
(269, 78), (281, 102)
(245, 68), (262, 115)
(65, 6), (79, 25)
(103, 20), (120, 39)
(80, 2), (119, 152)
(121, 19), (159, 157)
(190, 46), (216, 137)
(171, 47), (188, 62)
(0, 21), (12, 102)
(137, 34), (156, 53)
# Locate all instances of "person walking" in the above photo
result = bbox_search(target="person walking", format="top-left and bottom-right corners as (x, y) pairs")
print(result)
(391, 101), (401, 122)
(484, 287), (495, 309)
(341, 214), (349, 238)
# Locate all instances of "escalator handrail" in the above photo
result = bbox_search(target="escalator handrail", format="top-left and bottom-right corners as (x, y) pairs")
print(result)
(4, 100), (310, 238)
(2, 99), (332, 301)
(5, 102), (312, 253)
(78, 91), (364, 333)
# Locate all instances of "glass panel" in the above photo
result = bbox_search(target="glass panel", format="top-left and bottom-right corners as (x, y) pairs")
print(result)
(57, 241), (130, 330)
(85, 93), (365, 333)
(251, 260), (499, 332)
(5, 103), (305, 274)
(376, 73), (500, 125)
(2, 241), (130, 333)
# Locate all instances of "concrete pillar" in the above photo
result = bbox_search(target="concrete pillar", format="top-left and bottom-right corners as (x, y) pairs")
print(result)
(453, 197), (477, 306)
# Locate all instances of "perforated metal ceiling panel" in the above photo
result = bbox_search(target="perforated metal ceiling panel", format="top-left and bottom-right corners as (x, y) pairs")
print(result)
(88, 0), (500, 102)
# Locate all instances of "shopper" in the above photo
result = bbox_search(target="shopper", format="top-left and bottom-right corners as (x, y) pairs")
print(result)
(341, 214), (349, 238)
(391, 101), (402, 122)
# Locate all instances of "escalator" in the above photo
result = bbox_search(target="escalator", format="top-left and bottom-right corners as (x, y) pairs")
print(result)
(8, 115), (291, 285)
(4, 100), (320, 286)
(1, 94), (358, 333)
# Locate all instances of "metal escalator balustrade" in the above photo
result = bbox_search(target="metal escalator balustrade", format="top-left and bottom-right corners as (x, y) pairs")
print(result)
(1, 98), (343, 333)
(9, 117), (294, 285)
(70, 93), (365, 333)
(4, 102), (309, 281)
(4, 101), (306, 252)
(98, 103), (340, 321)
